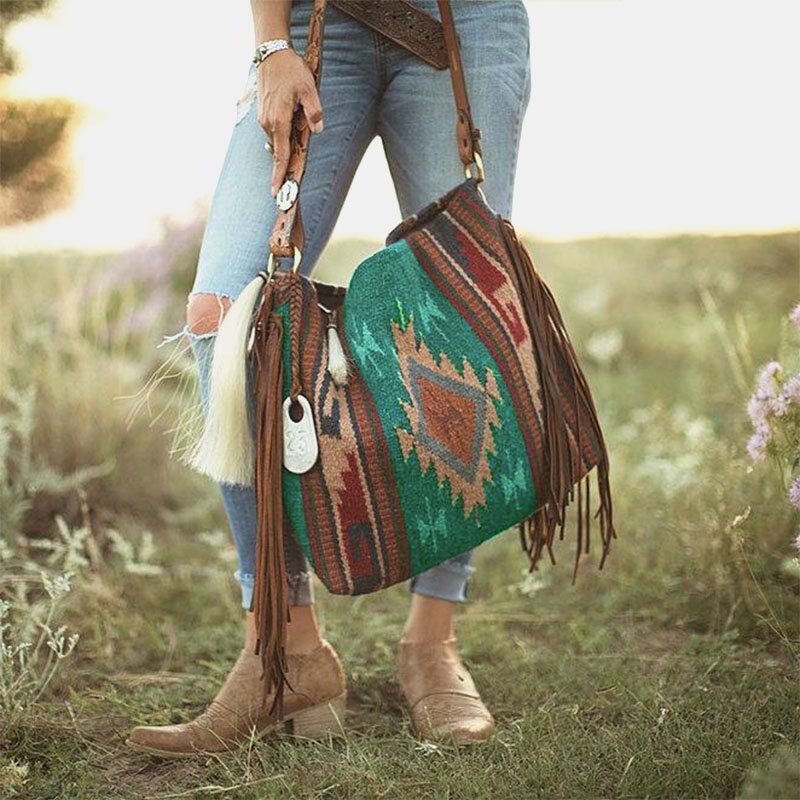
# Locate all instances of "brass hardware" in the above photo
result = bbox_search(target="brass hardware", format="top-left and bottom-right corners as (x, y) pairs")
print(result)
(465, 151), (485, 182)
(264, 247), (303, 277)
(265, 253), (277, 281)
(291, 246), (303, 274)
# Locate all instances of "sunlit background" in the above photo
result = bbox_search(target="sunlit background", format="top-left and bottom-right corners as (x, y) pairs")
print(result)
(3, 0), (799, 253)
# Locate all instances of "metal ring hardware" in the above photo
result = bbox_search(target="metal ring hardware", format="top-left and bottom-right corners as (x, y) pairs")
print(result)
(464, 152), (485, 182)
(264, 247), (303, 278)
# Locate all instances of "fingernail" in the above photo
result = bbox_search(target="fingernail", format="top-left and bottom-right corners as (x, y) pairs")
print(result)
(312, 121), (324, 134)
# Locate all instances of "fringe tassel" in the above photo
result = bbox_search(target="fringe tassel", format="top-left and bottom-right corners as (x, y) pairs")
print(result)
(499, 217), (616, 581)
(252, 301), (290, 718)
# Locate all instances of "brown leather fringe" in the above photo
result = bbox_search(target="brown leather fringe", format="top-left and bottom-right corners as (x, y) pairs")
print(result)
(499, 217), (616, 582)
(252, 286), (291, 717)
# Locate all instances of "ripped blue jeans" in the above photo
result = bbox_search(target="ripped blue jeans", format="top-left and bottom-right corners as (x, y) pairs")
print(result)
(176, 0), (531, 610)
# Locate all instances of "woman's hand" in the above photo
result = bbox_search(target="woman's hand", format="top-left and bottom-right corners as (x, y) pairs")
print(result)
(257, 49), (324, 197)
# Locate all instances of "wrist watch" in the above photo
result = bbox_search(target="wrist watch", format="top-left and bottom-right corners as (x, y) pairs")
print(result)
(253, 39), (292, 65)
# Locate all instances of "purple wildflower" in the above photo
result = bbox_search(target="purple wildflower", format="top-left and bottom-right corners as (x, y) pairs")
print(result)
(790, 476), (800, 510)
(756, 361), (781, 399)
(783, 374), (800, 403)
(746, 422), (770, 463)
(769, 374), (800, 418)
(75, 218), (204, 340)
(795, 531), (800, 555)
(747, 394), (769, 425)
(790, 303), (800, 330)
(771, 391), (790, 418)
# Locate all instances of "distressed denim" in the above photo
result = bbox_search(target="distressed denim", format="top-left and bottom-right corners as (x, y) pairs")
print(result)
(177, 0), (531, 609)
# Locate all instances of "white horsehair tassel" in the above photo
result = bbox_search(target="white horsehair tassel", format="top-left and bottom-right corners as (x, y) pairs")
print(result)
(187, 272), (266, 485)
(326, 310), (348, 387)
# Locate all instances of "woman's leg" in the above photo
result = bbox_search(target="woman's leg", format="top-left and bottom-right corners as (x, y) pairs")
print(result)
(185, 1), (382, 643)
(128, 3), (384, 755)
(377, 0), (531, 740)
(379, 0), (531, 632)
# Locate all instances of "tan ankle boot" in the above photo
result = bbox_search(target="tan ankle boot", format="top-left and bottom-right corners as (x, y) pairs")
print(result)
(398, 637), (494, 744)
(126, 640), (346, 758)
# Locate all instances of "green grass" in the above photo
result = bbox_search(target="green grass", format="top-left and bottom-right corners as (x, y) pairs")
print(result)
(1, 230), (799, 799)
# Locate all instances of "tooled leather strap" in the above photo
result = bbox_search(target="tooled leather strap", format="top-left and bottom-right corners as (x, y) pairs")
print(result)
(269, 0), (480, 259)
(329, 0), (449, 70)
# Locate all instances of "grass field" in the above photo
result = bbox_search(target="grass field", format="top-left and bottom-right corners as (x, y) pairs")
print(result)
(1, 230), (798, 799)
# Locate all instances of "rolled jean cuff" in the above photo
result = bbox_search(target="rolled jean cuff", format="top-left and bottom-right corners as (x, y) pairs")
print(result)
(408, 559), (475, 604)
(235, 570), (315, 610)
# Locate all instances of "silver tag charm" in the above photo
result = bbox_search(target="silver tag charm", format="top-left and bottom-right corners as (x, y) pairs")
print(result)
(282, 395), (318, 474)
(276, 178), (299, 212)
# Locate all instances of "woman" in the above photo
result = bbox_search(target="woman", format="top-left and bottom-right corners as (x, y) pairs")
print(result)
(128, 0), (530, 756)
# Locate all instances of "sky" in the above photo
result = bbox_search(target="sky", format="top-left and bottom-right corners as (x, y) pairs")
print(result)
(3, 0), (799, 253)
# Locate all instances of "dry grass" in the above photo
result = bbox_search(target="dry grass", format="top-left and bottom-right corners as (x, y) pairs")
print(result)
(1, 230), (798, 799)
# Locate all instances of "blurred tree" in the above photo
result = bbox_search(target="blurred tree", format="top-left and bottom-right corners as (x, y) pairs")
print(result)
(1, 0), (76, 225)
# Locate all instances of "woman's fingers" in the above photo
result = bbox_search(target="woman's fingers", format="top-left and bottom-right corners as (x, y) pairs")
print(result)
(268, 90), (324, 196)
(270, 117), (291, 197)
(260, 83), (324, 196)
(257, 51), (325, 196)
(300, 85), (324, 134)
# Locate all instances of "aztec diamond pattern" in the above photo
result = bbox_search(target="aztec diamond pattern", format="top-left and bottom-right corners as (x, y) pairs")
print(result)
(393, 317), (501, 517)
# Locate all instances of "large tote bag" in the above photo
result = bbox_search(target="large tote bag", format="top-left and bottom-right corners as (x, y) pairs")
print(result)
(190, 0), (615, 710)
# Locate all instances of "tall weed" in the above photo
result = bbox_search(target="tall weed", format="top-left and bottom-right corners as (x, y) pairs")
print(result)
(0, 572), (79, 730)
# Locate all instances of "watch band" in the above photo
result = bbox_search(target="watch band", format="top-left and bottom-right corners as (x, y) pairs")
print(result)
(253, 39), (292, 65)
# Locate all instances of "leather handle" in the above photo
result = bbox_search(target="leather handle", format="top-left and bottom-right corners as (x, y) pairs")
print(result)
(268, 0), (327, 260)
(269, 0), (481, 259)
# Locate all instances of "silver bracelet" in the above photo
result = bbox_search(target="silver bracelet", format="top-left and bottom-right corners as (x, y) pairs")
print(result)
(253, 39), (291, 65)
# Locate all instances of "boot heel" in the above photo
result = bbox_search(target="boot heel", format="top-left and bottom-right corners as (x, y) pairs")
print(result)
(291, 693), (346, 738)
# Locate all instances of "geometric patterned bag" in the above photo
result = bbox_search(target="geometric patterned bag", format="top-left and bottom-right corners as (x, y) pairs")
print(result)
(189, 0), (615, 713)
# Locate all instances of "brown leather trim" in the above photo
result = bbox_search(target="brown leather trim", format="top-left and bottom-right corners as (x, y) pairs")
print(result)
(329, 0), (449, 70)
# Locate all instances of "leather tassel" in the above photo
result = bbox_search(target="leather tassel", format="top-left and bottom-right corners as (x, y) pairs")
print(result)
(252, 302), (290, 718)
(499, 217), (616, 581)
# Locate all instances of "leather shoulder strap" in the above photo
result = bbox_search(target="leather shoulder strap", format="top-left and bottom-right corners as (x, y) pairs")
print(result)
(436, 0), (482, 173)
(269, 0), (481, 260)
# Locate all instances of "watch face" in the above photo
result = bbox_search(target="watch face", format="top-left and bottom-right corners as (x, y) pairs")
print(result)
(276, 178), (299, 212)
